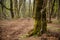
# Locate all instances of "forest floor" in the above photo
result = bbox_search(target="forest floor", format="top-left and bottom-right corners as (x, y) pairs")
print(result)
(0, 18), (60, 40)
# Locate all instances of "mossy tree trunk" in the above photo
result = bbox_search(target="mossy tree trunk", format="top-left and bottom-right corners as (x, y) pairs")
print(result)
(41, 0), (47, 34)
(29, 0), (47, 36)
(0, 0), (6, 19)
(14, 0), (19, 18)
(33, 0), (43, 35)
(0, 0), (10, 20)
(18, 0), (23, 18)
(20, 0), (26, 18)
(13, 0), (23, 18)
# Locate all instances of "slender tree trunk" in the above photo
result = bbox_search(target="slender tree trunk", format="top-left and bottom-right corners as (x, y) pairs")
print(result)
(29, 0), (31, 17)
(48, 0), (52, 23)
(48, 0), (55, 23)
(57, 0), (60, 23)
(10, 0), (14, 18)
(23, 0), (26, 18)
(33, 0), (35, 18)
(14, 0), (19, 18)
(18, 0), (23, 18)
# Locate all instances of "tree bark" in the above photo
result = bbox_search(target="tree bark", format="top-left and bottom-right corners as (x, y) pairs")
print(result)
(57, 0), (60, 23)
(0, 0), (6, 19)
(29, 0), (31, 17)
(14, 0), (19, 18)
(48, 0), (55, 23)
(10, 0), (14, 18)
(29, 0), (47, 36)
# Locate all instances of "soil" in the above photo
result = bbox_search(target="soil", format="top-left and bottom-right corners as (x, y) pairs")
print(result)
(0, 18), (60, 40)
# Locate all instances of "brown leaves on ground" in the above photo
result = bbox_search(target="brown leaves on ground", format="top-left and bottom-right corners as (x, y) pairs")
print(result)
(0, 18), (60, 40)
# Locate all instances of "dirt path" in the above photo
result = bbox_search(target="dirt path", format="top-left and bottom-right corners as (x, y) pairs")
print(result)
(0, 18), (60, 40)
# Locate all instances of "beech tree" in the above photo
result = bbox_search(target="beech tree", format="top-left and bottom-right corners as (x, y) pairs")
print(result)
(10, 0), (14, 18)
(57, 0), (60, 23)
(28, 0), (47, 36)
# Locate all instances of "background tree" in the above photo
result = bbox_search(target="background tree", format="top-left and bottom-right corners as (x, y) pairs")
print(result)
(0, 0), (8, 19)
(10, 0), (14, 18)
(57, 0), (60, 23)
(28, 0), (31, 17)
(14, 0), (19, 18)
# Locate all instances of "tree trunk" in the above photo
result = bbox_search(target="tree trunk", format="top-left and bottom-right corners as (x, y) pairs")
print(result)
(14, 0), (19, 18)
(57, 0), (60, 23)
(29, 0), (31, 17)
(29, 0), (47, 36)
(0, 0), (6, 19)
(41, 0), (47, 34)
(10, 0), (14, 18)
(48, 0), (55, 23)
